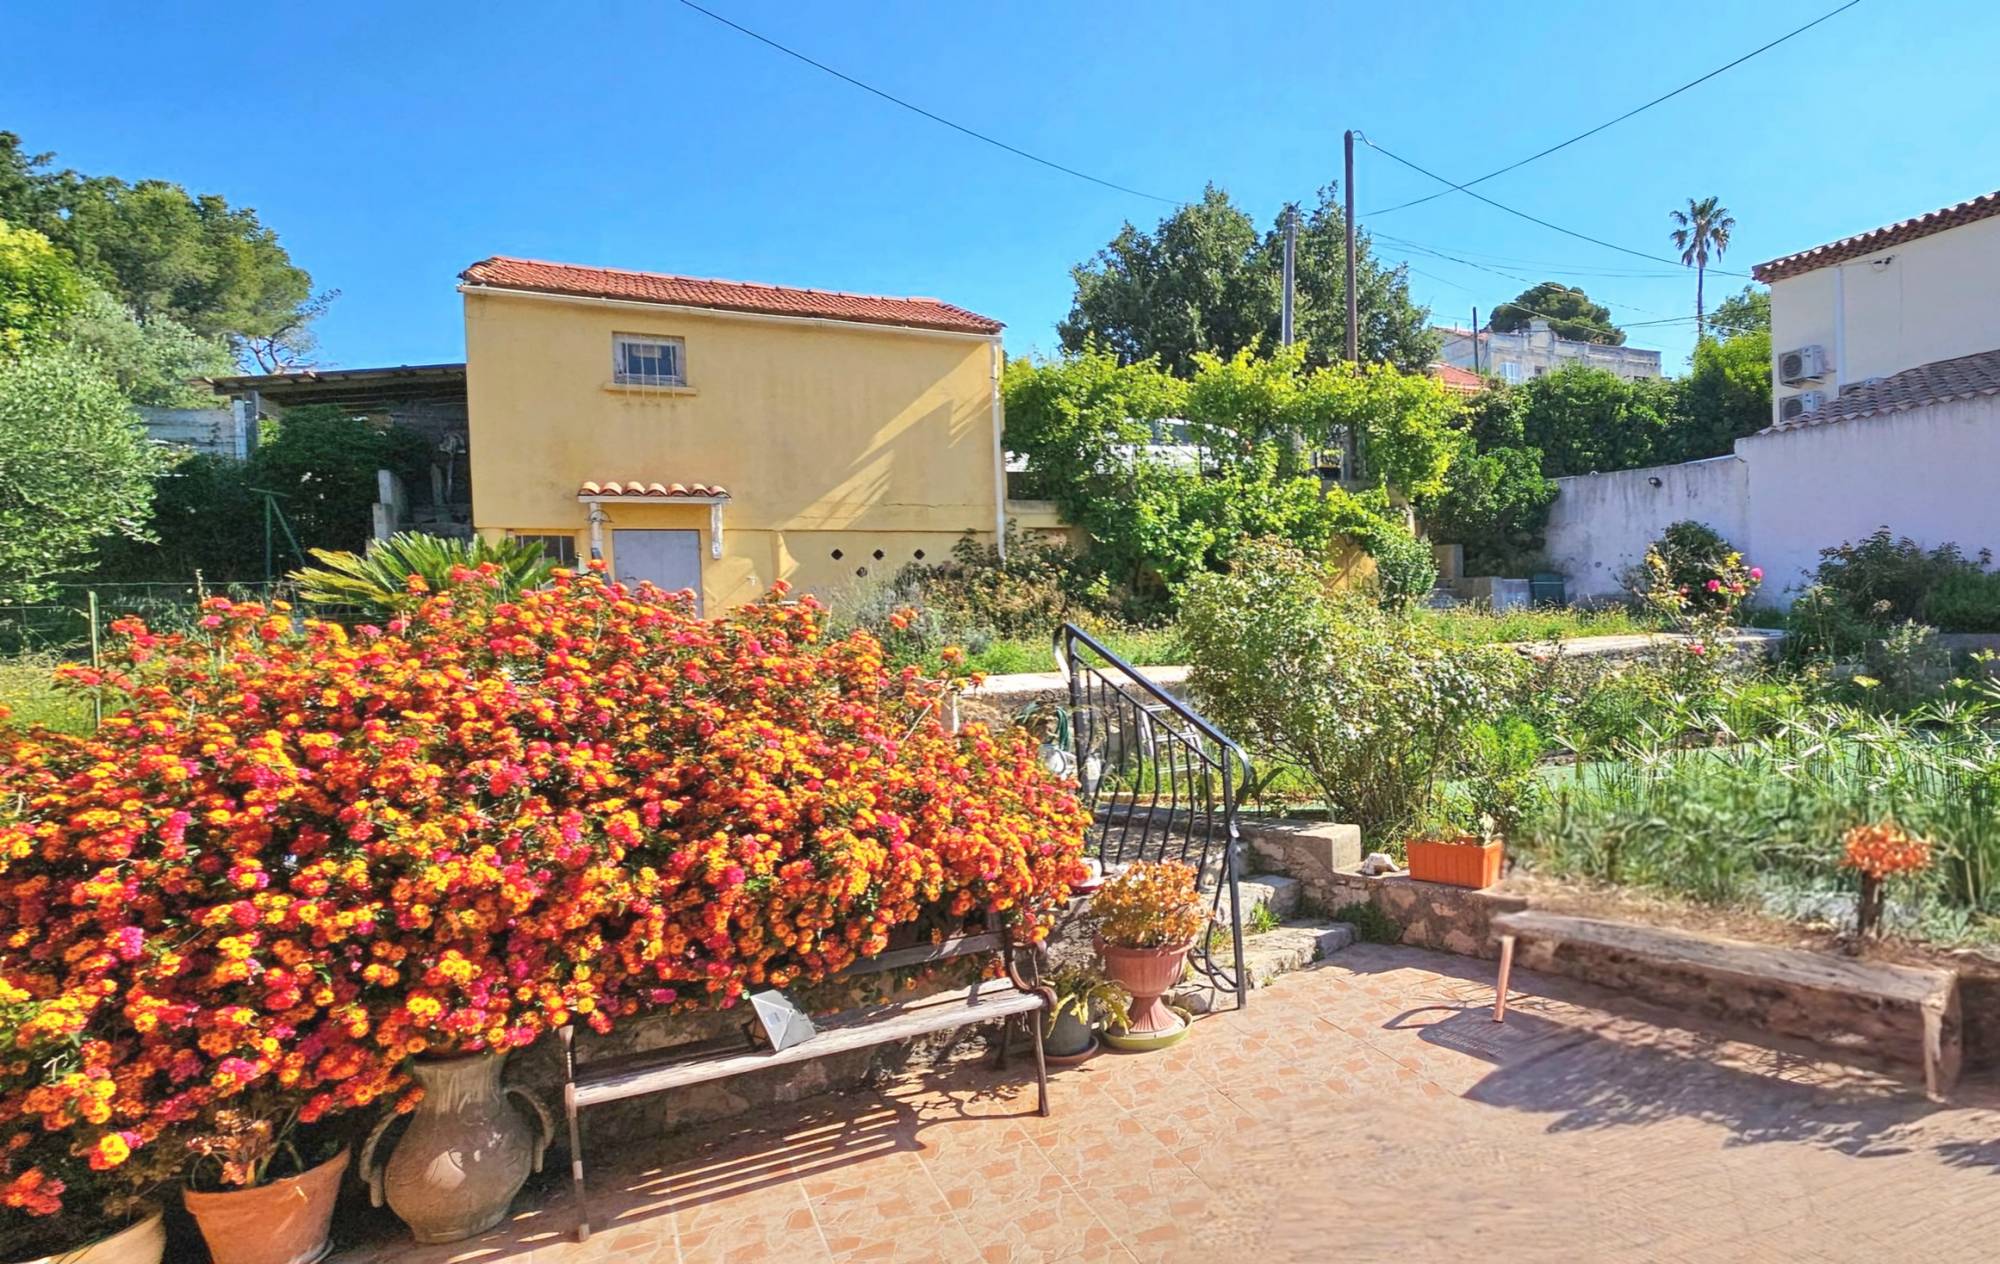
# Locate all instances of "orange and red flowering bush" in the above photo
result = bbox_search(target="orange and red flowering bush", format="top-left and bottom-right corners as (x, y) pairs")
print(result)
(0, 566), (1087, 1225)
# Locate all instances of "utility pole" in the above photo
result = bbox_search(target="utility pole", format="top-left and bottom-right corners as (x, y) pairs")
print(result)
(1343, 130), (1358, 364)
(1280, 204), (1297, 348)
(1471, 307), (1480, 375)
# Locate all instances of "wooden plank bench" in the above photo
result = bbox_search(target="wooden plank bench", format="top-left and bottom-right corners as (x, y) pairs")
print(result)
(1491, 910), (1963, 1101)
(558, 926), (1054, 1241)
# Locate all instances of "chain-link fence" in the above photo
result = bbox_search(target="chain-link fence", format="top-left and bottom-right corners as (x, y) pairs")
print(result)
(0, 580), (302, 657)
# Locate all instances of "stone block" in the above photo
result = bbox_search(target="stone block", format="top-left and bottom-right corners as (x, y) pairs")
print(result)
(1241, 818), (1363, 880)
(1238, 875), (1301, 920)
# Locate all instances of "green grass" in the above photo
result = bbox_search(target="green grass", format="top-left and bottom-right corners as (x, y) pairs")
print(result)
(935, 625), (1186, 677)
(0, 654), (94, 734)
(1412, 605), (1664, 646)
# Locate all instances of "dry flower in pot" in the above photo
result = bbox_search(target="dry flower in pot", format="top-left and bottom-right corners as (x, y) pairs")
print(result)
(1091, 862), (1206, 1046)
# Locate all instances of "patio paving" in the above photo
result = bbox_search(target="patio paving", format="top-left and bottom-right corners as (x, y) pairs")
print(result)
(335, 943), (2000, 1263)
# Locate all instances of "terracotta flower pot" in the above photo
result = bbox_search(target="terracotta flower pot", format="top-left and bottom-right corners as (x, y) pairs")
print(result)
(360, 1051), (552, 1244)
(1405, 837), (1504, 889)
(17, 1206), (165, 1264)
(1097, 938), (1193, 1040)
(183, 1147), (348, 1264)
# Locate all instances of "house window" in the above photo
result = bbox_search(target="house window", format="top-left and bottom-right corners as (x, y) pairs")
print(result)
(613, 334), (685, 386)
(512, 533), (579, 566)
(1499, 362), (1523, 385)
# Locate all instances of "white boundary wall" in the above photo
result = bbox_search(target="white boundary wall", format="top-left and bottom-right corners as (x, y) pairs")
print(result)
(1544, 397), (2000, 606)
(1544, 456), (1747, 603)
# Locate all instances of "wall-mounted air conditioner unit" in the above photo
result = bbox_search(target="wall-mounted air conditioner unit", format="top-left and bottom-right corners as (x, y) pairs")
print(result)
(1778, 344), (1829, 385)
(1778, 391), (1826, 423)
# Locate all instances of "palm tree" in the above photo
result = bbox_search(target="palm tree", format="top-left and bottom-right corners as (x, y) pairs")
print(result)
(1669, 197), (1735, 339)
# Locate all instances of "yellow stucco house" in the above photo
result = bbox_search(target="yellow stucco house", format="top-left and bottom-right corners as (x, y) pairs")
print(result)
(459, 256), (1007, 611)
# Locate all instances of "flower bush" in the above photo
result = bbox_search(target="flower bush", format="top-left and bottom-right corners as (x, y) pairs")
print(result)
(1842, 820), (1932, 941)
(0, 566), (1087, 1235)
(1091, 861), (1206, 949)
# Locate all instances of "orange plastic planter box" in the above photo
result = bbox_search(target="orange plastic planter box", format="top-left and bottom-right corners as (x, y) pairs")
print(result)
(1404, 837), (1504, 889)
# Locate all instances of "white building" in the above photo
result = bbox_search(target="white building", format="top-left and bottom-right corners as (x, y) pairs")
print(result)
(1544, 188), (2000, 603)
(1435, 320), (1662, 384)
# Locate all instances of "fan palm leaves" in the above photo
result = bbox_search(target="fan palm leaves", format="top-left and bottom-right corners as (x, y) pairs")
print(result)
(1669, 197), (1736, 339)
(290, 531), (556, 616)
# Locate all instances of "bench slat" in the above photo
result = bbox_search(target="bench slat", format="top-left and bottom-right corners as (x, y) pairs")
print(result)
(1491, 910), (1950, 1003)
(573, 978), (1045, 1108)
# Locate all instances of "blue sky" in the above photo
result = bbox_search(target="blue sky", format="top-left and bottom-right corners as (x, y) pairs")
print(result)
(6, 1), (1998, 375)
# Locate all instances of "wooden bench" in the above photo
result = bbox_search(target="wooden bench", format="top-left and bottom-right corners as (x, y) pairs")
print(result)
(1491, 910), (1963, 1101)
(557, 925), (1054, 1241)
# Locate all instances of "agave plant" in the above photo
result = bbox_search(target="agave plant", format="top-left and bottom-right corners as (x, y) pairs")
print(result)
(289, 531), (556, 616)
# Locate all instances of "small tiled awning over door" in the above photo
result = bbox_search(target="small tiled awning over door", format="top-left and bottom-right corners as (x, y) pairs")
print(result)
(576, 481), (730, 560)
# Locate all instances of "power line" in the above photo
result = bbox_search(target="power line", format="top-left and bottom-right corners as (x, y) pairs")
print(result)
(1368, 0), (1864, 216)
(675, 0), (1181, 205)
(1357, 135), (1753, 278)
(1374, 233), (1685, 320)
(1372, 232), (1685, 277)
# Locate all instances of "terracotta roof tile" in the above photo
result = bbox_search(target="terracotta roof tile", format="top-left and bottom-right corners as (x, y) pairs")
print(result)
(462, 257), (1002, 335)
(1765, 348), (2000, 433)
(1428, 362), (1485, 395)
(1752, 189), (2000, 282)
(578, 481), (730, 499)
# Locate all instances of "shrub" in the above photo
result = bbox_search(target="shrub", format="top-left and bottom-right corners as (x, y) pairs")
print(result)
(1324, 487), (1437, 612)
(1179, 538), (1512, 842)
(1925, 569), (2000, 633)
(0, 569), (1088, 1228)
(1808, 527), (1988, 626)
(289, 531), (556, 616)
(1637, 521), (1758, 618)
(1453, 715), (1545, 837)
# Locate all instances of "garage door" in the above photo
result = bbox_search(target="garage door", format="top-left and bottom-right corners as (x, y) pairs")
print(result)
(611, 529), (703, 613)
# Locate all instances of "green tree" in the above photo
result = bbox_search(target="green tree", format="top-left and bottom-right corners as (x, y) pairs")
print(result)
(1422, 446), (1558, 574)
(0, 131), (325, 366)
(1669, 196), (1736, 337)
(248, 407), (433, 554)
(63, 284), (235, 406)
(1515, 365), (1678, 476)
(0, 219), (84, 355)
(1058, 183), (1437, 376)
(1670, 328), (1772, 461)
(0, 350), (164, 598)
(1707, 285), (1770, 338)
(1489, 281), (1624, 345)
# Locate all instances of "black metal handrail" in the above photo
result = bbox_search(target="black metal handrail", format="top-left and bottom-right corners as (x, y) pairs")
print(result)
(1054, 622), (1251, 1008)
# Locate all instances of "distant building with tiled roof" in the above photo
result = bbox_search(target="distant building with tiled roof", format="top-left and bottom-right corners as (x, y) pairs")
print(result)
(461, 258), (1008, 611)
(1427, 362), (1485, 396)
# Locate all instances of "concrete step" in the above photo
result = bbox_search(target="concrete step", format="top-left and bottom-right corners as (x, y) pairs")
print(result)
(1237, 874), (1302, 921)
(1175, 918), (1354, 1013)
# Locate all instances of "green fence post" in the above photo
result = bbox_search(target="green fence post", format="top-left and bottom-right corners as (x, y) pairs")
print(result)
(87, 589), (102, 730)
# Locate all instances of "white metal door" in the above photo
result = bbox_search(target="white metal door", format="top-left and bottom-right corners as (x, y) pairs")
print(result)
(611, 529), (703, 612)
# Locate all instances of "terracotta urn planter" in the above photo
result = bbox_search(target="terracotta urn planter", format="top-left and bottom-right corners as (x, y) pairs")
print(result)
(15, 1207), (165, 1264)
(1097, 938), (1194, 1048)
(183, 1147), (348, 1264)
(1405, 837), (1504, 889)
(360, 1051), (553, 1244)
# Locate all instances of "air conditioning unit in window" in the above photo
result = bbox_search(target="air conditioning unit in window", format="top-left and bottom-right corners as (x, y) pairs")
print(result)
(1779, 391), (1826, 423)
(1778, 344), (1829, 385)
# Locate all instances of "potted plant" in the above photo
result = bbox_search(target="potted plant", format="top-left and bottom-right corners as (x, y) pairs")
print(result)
(180, 1105), (348, 1264)
(1043, 964), (1130, 1064)
(1091, 861), (1207, 1050)
(1404, 823), (1505, 889)
(1839, 821), (1931, 950)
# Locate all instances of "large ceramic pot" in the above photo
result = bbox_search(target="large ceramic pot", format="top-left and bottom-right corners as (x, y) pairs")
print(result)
(361, 1051), (553, 1244)
(1097, 938), (1193, 1049)
(1045, 1004), (1097, 1063)
(16, 1207), (165, 1264)
(183, 1147), (348, 1264)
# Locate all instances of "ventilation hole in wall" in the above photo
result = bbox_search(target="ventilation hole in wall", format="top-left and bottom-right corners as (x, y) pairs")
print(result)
(913, 549), (926, 560)
(871, 549), (885, 561)
(830, 549), (844, 560)
(855, 566), (869, 578)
